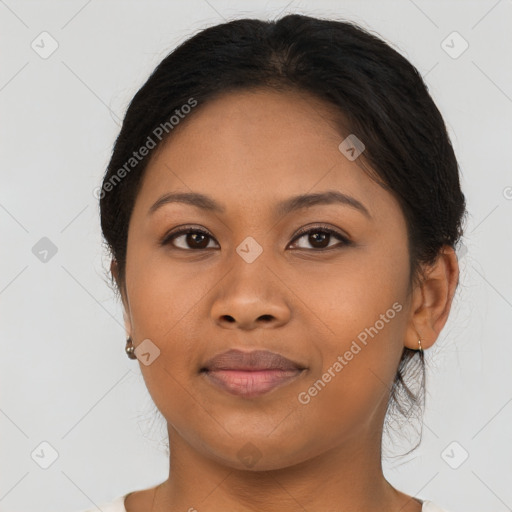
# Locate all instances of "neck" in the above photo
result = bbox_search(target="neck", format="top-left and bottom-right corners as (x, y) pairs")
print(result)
(150, 424), (422, 512)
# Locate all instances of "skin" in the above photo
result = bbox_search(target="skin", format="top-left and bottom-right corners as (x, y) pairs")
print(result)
(111, 88), (459, 512)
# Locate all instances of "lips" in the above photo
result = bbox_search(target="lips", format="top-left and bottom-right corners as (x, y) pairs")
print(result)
(200, 349), (305, 372)
(200, 349), (307, 398)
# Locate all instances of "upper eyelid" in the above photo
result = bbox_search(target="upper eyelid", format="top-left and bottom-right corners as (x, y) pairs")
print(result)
(292, 225), (349, 240)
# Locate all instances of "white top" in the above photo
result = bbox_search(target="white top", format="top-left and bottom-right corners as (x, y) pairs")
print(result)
(77, 494), (453, 512)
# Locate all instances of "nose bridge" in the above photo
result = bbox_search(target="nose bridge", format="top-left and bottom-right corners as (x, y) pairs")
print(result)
(227, 235), (277, 301)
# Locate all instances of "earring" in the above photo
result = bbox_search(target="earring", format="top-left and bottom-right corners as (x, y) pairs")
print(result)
(418, 338), (423, 354)
(125, 336), (137, 359)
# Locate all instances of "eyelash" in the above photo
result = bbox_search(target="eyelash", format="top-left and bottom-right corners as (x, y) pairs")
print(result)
(160, 224), (352, 252)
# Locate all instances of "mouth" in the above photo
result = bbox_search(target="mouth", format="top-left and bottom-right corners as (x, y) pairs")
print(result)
(200, 349), (307, 398)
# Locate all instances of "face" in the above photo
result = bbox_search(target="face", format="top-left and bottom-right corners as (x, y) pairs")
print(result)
(119, 88), (418, 470)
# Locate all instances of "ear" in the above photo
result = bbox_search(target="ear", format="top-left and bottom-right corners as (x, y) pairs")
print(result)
(110, 259), (133, 339)
(405, 245), (459, 350)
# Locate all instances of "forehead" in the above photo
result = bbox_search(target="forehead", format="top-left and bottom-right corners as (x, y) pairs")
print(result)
(133, 89), (401, 224)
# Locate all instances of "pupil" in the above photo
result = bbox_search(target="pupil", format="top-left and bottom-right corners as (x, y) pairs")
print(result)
(188, 233), (208, 248)
(311, 232), (328, 247)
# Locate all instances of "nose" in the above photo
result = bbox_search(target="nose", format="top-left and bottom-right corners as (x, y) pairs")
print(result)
(210, 268), (291, 330)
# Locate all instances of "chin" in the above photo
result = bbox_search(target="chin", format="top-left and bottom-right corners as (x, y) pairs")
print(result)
(199, 433), (316, 472)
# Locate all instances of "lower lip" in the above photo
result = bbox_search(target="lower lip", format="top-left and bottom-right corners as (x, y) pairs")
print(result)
(202, 369), (304, 398)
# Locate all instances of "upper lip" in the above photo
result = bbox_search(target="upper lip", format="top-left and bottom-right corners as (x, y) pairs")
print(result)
(201, 349), (306, 372)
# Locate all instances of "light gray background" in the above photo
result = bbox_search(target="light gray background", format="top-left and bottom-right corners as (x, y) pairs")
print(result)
(1, 1), (511, 511)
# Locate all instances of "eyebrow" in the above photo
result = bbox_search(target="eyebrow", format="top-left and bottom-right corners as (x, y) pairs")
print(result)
(148, 190), (371, 219)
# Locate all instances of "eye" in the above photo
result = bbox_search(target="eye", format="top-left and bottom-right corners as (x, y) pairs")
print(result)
(161, 226), (218, 250)
(288, 225), (351, 250)
(160, 224), (351, 251)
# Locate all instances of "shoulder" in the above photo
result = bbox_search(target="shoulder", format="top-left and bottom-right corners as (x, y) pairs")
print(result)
(75, 494), (127, 512)
(75, 483), (158, 512)
(422, 500), (454, 512)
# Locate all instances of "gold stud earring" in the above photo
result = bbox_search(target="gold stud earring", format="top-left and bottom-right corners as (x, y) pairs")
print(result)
(125, 336), (137, 359)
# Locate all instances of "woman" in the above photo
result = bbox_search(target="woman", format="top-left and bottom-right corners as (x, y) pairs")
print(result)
(84, 13), (466, 512)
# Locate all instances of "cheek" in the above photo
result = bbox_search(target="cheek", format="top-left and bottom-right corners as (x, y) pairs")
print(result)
(292, 247), (409, 415)
(292, 242), (409, 345)
(125, 271), (202, 431)
(125, 247), (212, 337)
(124, 252), (226, 403)
(294, 300), (406, 446)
